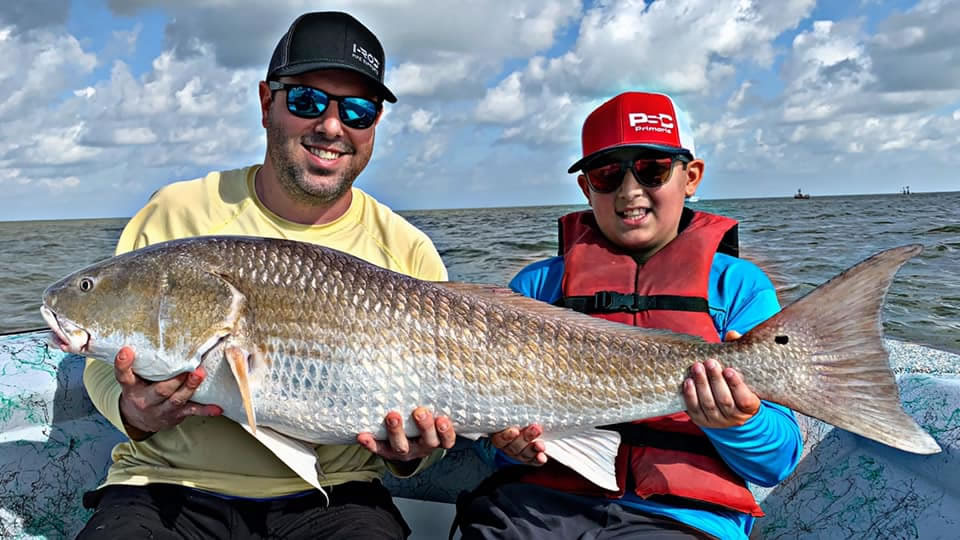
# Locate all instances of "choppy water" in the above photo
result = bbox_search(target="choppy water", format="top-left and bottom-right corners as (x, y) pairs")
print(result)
(2, 192), (958, 352)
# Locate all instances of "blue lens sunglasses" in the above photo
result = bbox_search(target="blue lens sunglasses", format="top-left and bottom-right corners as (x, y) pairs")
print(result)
(268, 81), (381, 129)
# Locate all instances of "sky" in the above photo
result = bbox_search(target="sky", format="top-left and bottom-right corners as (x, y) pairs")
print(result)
(1, 0), (958, 221)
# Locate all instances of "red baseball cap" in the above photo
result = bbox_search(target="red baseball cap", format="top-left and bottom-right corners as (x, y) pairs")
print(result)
(568, 92), (696, 173)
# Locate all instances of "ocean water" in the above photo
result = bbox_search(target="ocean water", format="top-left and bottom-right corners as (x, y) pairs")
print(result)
(1, 192), (958, 352)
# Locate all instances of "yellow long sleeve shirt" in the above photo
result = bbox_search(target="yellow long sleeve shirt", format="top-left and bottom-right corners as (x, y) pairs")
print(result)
(83, 165), (448, 497)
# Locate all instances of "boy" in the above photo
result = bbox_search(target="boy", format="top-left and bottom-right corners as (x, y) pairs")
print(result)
(458, 92), (803, 539)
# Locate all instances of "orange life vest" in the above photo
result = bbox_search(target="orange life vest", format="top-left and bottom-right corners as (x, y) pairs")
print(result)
(516, 208), (764, 517)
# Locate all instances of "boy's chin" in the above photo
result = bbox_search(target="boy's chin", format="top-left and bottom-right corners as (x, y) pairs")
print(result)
(609, 234), (656, 252)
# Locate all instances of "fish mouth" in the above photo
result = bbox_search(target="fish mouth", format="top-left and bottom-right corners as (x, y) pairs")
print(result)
(40, 305), (90, 354)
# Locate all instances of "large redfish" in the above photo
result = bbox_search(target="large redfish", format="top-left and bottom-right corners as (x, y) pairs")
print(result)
(40, 237), (940, 491)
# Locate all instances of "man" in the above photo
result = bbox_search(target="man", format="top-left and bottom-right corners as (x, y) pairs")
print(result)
(73, 12), (454, 539)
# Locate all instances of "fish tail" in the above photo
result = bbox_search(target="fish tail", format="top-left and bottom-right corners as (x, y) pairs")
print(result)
(742, 244), (941, 454)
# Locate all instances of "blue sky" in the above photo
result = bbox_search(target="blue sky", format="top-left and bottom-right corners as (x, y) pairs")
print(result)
(1, 0), (958, 221)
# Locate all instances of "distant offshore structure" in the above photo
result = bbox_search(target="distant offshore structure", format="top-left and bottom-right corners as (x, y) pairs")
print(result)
(794, 188), (811, 200)
(901, 186), (912, 195)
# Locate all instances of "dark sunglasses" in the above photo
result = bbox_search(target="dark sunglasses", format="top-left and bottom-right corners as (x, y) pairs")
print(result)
(268, 81), (381, 129)
(584, 155), (690, 193)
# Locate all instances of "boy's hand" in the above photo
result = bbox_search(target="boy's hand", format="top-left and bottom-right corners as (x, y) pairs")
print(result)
(357, 407), (456, 462)
(490, 424), (547, 466)
(684, 330), (761, 428)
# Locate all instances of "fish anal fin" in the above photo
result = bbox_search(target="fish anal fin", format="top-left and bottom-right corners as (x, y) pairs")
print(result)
(240, 424), (329, 504)
(542, 429), (621, 492)
(226, 345), (257, 433)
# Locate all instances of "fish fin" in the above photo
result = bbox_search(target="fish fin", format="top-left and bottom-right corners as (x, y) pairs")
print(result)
(225, 345), (257, 433)
(743, 244), (941, 454)
(435, 282), (704, 344)
(541, 429), (622, 491)
(240, 424), (329, 502)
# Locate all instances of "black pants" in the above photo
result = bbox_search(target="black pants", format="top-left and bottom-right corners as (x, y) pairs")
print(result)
(457, 483), (715, 540)
(76, 481), (410, 540)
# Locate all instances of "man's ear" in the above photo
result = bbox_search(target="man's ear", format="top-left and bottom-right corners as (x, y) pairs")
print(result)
(684, 159), (705, 198)
(258, 81), (273, 128)
(576, 174), (593, 205)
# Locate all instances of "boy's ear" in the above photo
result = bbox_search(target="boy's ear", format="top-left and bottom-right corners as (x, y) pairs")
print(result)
(576, 174), (593, 204)
(684, 159), (705, 197)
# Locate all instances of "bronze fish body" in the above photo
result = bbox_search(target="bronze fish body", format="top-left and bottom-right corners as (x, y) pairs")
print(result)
(41, 236), (941, 491)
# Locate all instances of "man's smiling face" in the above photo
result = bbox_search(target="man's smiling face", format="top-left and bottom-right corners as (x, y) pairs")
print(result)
(262, 69), (381, 206)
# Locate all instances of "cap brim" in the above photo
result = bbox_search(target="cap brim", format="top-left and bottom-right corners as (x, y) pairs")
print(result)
(568, 144), (693, 173)
(270, 61), (397, 103)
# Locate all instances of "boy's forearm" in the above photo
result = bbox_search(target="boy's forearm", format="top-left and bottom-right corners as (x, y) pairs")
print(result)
(702, 402), (802, 486)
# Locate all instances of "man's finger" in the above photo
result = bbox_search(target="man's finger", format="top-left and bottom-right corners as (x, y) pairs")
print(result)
(411, 407), (440, 449)
(436, 416), (455, 449)
(114, 347), (138, 387)
(385, 411), (409, 456)
(143, 374), (190, 407)
(165, 370), (205, 409)
(357, 432), (385, 455)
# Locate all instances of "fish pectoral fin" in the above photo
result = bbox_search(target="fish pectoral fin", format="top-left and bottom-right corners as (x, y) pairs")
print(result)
(225, 345), (257, 433)
(542, 429), (621, 492)
(239, 425), (328, 499)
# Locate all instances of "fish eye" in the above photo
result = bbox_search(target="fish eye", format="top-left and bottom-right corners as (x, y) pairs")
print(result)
(78, 277), (95, 292)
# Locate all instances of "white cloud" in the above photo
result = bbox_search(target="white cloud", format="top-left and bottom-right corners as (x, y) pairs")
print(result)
(386, 56), (476, 97)
(408, 109), (438, 133)
(3, 0), (960, 219)
(0, 28), (96, 120)
(39, 176), (81, 191)
(112, 127), (158, 145)
(473, 0), (817, 149)
(475, 73), (526, 124)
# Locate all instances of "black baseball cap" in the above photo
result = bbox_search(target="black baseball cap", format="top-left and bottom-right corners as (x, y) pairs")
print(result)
(267, 12), (397, 103)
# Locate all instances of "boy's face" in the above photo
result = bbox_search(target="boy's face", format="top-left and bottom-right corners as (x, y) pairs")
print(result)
(577, 154), (704, 259)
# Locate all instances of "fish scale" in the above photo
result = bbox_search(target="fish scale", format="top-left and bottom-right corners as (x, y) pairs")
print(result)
(41, 236), (942, 491)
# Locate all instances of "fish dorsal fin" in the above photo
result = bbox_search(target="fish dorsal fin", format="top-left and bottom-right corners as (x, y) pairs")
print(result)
(433, 282), (706, 345)
(541, 429), (622, 492)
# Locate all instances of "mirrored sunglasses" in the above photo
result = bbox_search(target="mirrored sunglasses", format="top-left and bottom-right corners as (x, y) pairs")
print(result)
(268, 81), (381, 130)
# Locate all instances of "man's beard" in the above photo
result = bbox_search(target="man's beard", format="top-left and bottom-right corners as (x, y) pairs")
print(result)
(265, 120), (369, 206)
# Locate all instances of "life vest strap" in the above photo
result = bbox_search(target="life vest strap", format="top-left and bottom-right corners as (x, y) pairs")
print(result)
(561, 293), (709, 314)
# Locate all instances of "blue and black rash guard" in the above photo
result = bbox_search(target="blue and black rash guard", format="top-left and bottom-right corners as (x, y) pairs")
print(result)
(502, 252), (803, 540)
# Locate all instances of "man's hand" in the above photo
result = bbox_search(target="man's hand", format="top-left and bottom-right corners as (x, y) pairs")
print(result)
(357, 407), (456, 462)
(490, 424), (547, 466)
(683, 330), (761, 429)
(114, 346), (222, 440)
